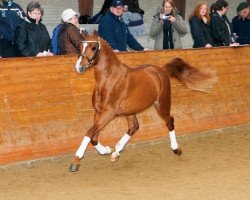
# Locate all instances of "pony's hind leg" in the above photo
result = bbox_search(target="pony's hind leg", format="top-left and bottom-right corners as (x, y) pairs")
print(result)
(111, 115), (139, 162)
(90, 134), (112, 155)
(154, 102), (182, 156)
(167, 117), (182, 155)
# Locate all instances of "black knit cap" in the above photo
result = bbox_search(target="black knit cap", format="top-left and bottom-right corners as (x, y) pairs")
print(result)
(237, 2), (249, 13)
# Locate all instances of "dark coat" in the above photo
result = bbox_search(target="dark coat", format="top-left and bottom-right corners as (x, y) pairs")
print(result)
(232, 16), (250, 45)
(98, 11), (144, 51)
(189, 16), (212, 48)
(15, 17), (52, 57)
(211, 12), (232, 46)
(0, 1), (25, 43)
(0, 1), (26, 57)
(58, 23), (83, 55)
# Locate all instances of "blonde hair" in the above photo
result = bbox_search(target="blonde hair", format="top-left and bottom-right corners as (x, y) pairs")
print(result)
(161, 0), (177, 16)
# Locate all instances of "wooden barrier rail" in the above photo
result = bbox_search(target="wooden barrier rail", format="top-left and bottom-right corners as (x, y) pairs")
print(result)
(0, 46), (249, 165)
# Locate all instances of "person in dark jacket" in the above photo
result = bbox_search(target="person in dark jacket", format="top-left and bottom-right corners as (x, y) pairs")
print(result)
(232, 2), (250, 45)
(57, 8), (84, 55)
(98, 0), (145, 52)
(189, 1), (212, 48)
(122, 0), (145, 36)
(91, 0), (112, 24)
(210, 0), (239, 46)
(0, 0), (26, 58)
(14, 1), (53, 57)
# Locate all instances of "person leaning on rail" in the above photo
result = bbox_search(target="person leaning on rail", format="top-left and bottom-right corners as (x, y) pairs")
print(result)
(57, 8), (85, 55)
(231, 2), (250, 45)
(0, 0), (26, 58)
(210, 0), (239, 47)
(14, 1), (53, 57)
(189, 1), (213, 48)
(98, 0), (150, 52)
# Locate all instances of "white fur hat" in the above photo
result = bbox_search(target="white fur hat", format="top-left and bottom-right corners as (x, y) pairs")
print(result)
(61, 8), (79, 22)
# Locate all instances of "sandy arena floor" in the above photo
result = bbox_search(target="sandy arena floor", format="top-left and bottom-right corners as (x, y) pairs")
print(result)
(0, 128), (249, 200)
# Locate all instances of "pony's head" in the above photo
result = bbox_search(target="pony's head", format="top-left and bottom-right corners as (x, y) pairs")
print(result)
(75, 30), (101, 73)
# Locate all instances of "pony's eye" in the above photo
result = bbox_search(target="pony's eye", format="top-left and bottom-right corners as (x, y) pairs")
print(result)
(92, 46), (97, 51)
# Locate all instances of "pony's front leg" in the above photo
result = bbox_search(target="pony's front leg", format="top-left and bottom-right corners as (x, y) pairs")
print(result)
(69, 111), (115, 172)
(91, 110), (112, 155)
(69, 136), (91, 172)
(111, 115), (139, 162)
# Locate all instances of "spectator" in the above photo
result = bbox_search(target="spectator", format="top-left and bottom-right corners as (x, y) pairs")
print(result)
(15, 1), (53, 57)
(232, 2), (250, 45)
(189, 1), (213, 48)
(51, 22), (63, 55)
(149, 0), (187, 50)
(210, 0), (239, 46)
(0, 0), (26, 58)
(210, 2), (216, 14)
(92, 0), (112, 24)
(98, 0), (145, 52)
(122, 0), (145, 36)
(57, 9), (84, 55)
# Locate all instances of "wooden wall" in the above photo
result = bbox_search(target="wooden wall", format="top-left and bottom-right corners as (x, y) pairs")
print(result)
(0, 46), (249, 165)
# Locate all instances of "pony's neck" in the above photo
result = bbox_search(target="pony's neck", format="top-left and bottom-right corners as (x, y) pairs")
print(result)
(95, 39), (125, 75)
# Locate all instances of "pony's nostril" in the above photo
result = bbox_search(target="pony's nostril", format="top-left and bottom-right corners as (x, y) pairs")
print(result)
(79, 66), (86, 73)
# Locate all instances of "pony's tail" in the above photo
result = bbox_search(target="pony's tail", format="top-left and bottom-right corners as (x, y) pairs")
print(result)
(164, 58), (217, 92)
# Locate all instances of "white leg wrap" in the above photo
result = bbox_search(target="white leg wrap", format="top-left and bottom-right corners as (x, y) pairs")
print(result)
(115, 133), (131, 153)
(76, 136), (91, 159)
(94, 142), (112, 155)
(169, 130), (178, 150)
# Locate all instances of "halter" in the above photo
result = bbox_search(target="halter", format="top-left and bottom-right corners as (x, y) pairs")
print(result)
(79, 40), (101, 69)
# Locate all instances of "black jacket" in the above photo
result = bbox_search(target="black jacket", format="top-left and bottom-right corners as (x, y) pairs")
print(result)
(0, 1), (26, 43)
(15, 17), (52, 57)
(189, 16), (212, 48)
(211, 12), (232, 46)
(232, 16), (250, 45)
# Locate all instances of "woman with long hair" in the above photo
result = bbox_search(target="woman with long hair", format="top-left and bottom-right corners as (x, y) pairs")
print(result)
(149, 0), (187, 50)
(189, 1), (213, 48)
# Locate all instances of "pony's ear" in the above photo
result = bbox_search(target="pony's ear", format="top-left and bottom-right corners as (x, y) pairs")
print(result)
(81, 30), (87, 39)
(93, 30), (99, 38)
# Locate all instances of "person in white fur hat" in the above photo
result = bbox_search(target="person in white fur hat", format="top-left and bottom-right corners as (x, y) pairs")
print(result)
(57, 8), (85, 55)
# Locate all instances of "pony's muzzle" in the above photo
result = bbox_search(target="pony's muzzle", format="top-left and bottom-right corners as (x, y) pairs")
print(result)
(75, 56), (86, 73)
(78, 65), (86, 73)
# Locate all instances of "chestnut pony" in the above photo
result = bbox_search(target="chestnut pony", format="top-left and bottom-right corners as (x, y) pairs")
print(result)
(69, 31), (213, 172)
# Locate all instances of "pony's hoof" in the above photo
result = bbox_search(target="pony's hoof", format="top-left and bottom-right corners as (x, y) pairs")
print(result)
(111, 152), (120, 163)
(69, 163), (80, 172)
(172, 148), (182, 156)
(69, 156), (80, 172)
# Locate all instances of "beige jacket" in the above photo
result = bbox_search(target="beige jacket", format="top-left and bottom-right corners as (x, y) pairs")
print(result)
(149, 11), (187, 50)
